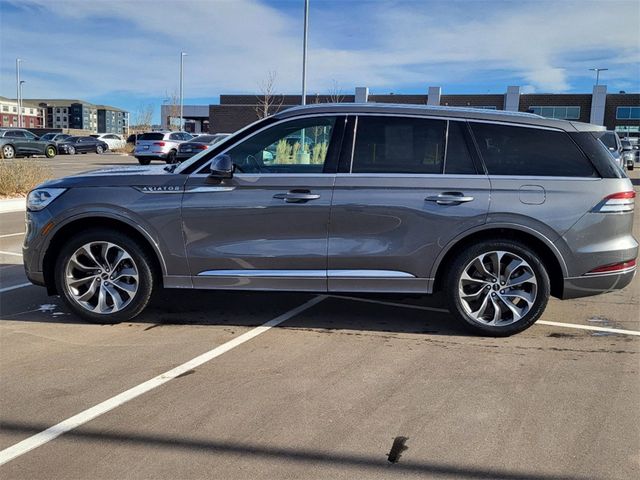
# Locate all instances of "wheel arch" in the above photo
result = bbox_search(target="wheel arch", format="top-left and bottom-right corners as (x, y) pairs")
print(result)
(43, 215), (166, 295)
(432, 225), (567, 299)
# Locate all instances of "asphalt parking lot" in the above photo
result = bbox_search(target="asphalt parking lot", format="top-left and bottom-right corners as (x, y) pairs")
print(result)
(0, 154), (639, 480)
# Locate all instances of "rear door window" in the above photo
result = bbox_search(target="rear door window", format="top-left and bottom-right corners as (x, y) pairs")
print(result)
(352, 116), (446, 174)
(470, 123), (597, 177)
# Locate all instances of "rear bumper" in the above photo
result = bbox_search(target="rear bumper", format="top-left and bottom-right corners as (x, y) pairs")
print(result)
(562, 267), (636, 299)
(135, 151), (169, 159)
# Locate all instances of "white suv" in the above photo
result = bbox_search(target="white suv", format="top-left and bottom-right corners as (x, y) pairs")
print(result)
(134, 131), (193, 164)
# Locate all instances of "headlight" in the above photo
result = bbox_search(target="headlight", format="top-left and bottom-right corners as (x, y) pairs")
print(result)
(27, 188), (67, 211)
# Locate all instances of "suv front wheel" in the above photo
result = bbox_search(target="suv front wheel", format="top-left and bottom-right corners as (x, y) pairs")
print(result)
(54, 229), (155, 324)
(445, 240), (550, 336)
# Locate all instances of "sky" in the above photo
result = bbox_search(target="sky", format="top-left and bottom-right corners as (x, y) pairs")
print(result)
(1, 0), (639, 123)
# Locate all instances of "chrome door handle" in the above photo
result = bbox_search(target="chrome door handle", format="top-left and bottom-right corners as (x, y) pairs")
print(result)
(425, 192), (474, 205)
(273, 190), (321, 203)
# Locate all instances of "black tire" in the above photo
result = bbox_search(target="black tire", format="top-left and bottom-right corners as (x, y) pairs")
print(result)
(96, 145), (104, 154)
(45, 145), (57, 158)
(166, 150), (177, 164)
(137, 157), (151, 165)
(444, 239), (550, 337)
(67, 146), (76, 155)
(54, 228), (156, 324)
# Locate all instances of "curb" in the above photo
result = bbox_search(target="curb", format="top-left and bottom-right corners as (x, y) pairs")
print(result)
(0, 197), (26, 214)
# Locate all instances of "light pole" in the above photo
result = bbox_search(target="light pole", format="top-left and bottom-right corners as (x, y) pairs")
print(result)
(179, 51), (187, 130)
(301, 0), (309, 105)
(19, 80), (25, 127)
(589, 68), (608, 86)
(16, 58), (22, 128)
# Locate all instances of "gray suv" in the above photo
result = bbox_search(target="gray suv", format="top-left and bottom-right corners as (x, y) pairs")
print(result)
(23, 104), (637, 336)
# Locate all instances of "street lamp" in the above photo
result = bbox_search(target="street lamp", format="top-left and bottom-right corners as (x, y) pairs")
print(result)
(589, 68), (608, 86)
(15, 58), (23, 128)
(301, 0), (309, 106)
(179, 51), (187, 130)
(19, 80), (25, 128)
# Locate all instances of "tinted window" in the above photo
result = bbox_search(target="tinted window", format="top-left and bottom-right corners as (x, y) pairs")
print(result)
(445, 121), (476, 174)
(226, 116), (336, 174)
(352, 116), (446, 174)
(169, 133), (182, 141)
(6, 130), (25, 138)
(470, 123), (597, 177)
(139, 133), (165, 141)
(189, 135), (215, 143)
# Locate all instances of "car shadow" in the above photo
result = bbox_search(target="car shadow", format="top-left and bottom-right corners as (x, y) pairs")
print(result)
(0, 284), (472, 337)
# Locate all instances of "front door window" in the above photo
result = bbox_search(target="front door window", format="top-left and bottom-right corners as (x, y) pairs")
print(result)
(225, 116), (336, 174)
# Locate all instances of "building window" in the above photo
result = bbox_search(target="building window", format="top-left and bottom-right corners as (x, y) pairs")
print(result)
(1, 105), (8, 112)
(56, 108), (60, 113)
(616, 107), (640, 120)
(56, 116), (61, 121)
(12, 107), (17, 112)
(529, 106), (581, 120)
(615, 126), (640, 134)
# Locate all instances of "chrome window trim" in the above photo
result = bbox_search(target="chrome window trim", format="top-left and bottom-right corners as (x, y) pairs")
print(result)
(198, 269), (415, 278)
(189, 113), (565, 178)
(349, 116), (358, 173)
(186, 186), (237, 193)
(442, 119), (450, 174)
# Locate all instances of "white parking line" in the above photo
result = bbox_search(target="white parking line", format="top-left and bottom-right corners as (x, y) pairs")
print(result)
(537, 320), (640, 336)
(335, 295), (640, 336)
(0, 232), (24, 238)
(0, 250), (23, 257)
(0, 295), (326, 466)
(0, 282), (32, 294)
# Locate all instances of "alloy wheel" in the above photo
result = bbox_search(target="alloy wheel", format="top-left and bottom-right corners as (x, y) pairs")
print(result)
(64, 241), (139, 314)
(2, 145), (15, 159)
(68, 146), (76, 155)
(458, 250), (537, 326)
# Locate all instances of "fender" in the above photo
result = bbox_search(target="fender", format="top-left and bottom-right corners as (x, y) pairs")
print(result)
(40, 209), (170, 276)
(429, 220), (569, 280)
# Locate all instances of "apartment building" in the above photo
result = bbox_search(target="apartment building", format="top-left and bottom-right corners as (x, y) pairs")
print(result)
(0, 96), (44, 128)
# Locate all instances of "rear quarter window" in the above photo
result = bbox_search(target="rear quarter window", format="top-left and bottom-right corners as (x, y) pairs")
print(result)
(470, 123), (597, 177)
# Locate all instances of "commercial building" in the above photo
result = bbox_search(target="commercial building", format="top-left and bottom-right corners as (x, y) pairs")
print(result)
(0, 96), (45, 129)
(22, 99), (129, 134)
(160, 104), (209, 133)
(207, 86), (639, 137)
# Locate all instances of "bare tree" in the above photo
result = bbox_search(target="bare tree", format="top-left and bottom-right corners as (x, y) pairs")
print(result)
(328, 80), (345, 103)
(255, 71), (283, 119)
(163, 90), (181, 130)
(133, 103), (154, 131)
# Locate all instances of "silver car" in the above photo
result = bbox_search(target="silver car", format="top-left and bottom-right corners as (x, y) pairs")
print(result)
(23, 104), (637, 336)
(134, 131), (192, 164)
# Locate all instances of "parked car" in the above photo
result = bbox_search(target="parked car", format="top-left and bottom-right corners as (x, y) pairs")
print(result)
(175, 133), (231, 162)
(621, 140), (638, 170)
(134, 131), (192, 164)
(57, 136), (109, 155)
(0, 128), (57, 159)
(596, 131), (625, 169)
(22, 104), (637, 336)
(90, 134), (125, 150)
(39, 133), (72, 143)
(126, 133), (140, 145)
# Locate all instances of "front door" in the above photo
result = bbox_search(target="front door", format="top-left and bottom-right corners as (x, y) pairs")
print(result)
(182, 115), (344, 291)
(328, 116), (490, 293)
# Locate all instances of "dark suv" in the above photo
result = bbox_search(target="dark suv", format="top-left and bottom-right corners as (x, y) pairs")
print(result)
(22, 104), (637, 336)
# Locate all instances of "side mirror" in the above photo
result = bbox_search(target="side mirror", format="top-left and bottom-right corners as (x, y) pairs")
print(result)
(209, 154), (234, 180)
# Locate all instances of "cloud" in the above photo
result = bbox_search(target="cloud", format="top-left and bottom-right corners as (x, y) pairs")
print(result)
(0, 0), (638, 105)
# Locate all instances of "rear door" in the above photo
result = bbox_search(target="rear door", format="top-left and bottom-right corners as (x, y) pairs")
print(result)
(182, 115), (345, 291)
(328, 115), (490, 293)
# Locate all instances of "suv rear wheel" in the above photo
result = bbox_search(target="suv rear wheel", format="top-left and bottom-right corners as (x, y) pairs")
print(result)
(445, 240), (550, 336)
(54, 229), (155, 324)
(166, 150), (177, 164)
(137, 157), (151, 165)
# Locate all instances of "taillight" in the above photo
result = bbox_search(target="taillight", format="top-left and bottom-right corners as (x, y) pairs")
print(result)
(586, 259), (636, 275)
(153, 142), (166, 147)
(592, 191), (635, 213)
(197, 145), (208, 150)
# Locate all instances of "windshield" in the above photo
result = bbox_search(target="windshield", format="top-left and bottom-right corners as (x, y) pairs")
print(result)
(66, 136), (79, 142)
(40, 133), (55, 140)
